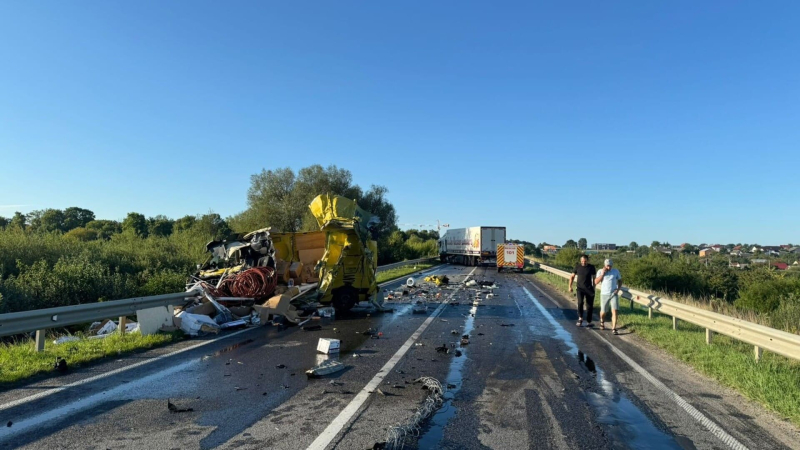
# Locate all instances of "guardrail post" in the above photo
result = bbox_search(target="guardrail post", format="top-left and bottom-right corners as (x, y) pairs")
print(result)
(672, 316), (678, 330)
(754, 346), (763, 362)
(35, 329), (46, 352)
(118, 316), (127, 335)
(648, 307), (652, 319)
(705, 328), (712, 345)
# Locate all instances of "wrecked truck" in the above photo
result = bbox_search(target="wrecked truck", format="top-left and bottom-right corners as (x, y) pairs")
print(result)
(309, 194), (380, 311)
(188, 227), (276, 289)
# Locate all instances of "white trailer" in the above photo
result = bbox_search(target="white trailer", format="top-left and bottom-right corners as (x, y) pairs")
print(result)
(438, 226), (506, 266)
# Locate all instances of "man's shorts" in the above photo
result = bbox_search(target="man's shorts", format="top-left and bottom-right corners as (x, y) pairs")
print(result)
(600, 293), (619, 314)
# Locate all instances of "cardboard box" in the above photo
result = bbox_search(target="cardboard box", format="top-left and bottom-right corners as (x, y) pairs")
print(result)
(302, 263), (320, 283)
(317, 338), (341, 354)
(185, 302), (215, 316)
(275, 259), (291, 283)
(289, 261), (304, 280)
(299, 248), (325, 265)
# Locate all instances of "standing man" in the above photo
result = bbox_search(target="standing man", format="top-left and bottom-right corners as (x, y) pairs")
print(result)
(595, 259), (623, 335)
(569, 254), (596, 327)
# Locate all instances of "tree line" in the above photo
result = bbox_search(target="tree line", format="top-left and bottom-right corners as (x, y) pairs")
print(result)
(0, 165), (438, 313)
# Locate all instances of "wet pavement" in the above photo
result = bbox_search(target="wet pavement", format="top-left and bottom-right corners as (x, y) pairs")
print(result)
(0, 264), (796, 449)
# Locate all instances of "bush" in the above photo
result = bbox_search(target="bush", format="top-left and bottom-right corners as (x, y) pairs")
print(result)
(735, 277), (800, 313)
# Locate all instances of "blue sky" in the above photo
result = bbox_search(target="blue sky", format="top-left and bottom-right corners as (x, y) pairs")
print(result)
(1, 2), (798, 245)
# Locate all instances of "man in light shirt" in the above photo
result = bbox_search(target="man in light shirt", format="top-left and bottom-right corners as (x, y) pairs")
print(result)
(594, 258), (623, 335)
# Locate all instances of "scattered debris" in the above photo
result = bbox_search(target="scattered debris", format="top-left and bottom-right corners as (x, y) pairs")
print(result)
(276, 364), (286, 369)
(53, 336), (80, 345)
(454, 350), (463, 357)
(306, 360), (345, 378)
(235, 387), (248, 391)
(303, 325), (323, 332)
(317, 338), (341, 354)
(382, 377), (445, 449)
(500, 323), (515, 327)
(54, 358), (68, 374)
(406, 278), (416, 287)
(435, 344), (449, 354)
(6, 421), (11, 427)
(412, 300), (428, 314)
(424, 275), (449, 286)
(167, 399), (194, 413)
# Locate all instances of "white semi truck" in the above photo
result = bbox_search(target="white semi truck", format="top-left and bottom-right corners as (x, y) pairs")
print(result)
(438, 226), (506, 266)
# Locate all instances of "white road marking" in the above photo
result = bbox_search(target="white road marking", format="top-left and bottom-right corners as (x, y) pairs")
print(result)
(0, 265), (444, 413)
(307, 266), (478, 450)
(523, 285), (749, 450)
(0, 327), (253, 414)
(0, 360), (198, 441)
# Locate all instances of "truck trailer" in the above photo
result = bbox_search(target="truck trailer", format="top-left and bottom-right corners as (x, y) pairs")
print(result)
(438, 226), (506, 266)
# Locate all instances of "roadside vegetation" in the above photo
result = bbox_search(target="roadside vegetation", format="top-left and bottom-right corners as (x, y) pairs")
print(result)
(377, 262), (438, 284)
(532, 270), (800, 427)
(0, 165), (439, 316)
(534, 246), (800, 335)
(0, 331), (179, 385)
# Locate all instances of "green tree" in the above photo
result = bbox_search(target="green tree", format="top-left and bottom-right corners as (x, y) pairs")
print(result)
(173, 215), (197, 232)
(147, 215), (174, 237)
(39, 209), (66, 232)
(681, 244), (696, 254)
(355, 185), (397, 239)
(194, 213), (231, 240)
(8, 212), (26, 230)
(578, 238), (587, 250)
(122, 212), (148, 237)
(564, 239), (577, 248)
(555, 247), (582, 269)
(85, 220), (122, 239)
(651, 240), (661, 248)
(62, 207), (95, 231)
(63, 227), (99, 241)
(629, 241), (639, 250)
(0, 216), (7, 229)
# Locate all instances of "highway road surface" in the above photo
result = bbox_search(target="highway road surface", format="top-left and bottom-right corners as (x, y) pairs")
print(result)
(0, 264), (797, 449)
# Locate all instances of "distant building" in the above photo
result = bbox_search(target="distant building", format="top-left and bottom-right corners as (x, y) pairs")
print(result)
(656, 246), (673, 254)
(751, 259), (768, 264)
(699, 248), (714, 257)
(591, 243), (617, 250)
(772, 262), (789, 271)
(711, 245), (723, 252)
(729, 250), (743, 257)
(729, 262), (749, 269)
(542, 245), (560, 255)
(733, 245), (743, 251)
(790, 247), (800, 254)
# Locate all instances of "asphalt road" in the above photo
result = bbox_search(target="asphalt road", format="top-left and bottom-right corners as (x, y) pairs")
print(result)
(0, 264), (797, 449)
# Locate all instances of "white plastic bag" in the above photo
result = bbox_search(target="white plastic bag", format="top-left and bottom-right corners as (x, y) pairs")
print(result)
(177, 312), (221, 336)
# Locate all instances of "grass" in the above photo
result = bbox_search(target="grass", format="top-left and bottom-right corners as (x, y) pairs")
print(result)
(376, 262), (439, 284)
(0, 331), (179, 385)
(532, 270), (800, 428)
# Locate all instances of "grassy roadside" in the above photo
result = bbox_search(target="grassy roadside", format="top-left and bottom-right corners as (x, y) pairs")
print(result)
(376, 262), (439, 284)
(0, 332), (179, 385)
(0, 261), (438, 386)
(531, 270), (800, 428)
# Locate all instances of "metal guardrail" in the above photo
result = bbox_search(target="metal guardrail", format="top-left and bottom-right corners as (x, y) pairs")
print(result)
(0, 257), (440, 348)
(531, 260), (800, 362)
(375, 256), (438, 272)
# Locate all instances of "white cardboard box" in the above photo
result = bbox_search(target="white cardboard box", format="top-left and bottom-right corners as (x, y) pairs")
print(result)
(317, 338), (341, 354)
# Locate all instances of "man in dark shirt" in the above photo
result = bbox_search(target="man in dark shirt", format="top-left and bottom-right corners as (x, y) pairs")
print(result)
(569, 254), (597, 327)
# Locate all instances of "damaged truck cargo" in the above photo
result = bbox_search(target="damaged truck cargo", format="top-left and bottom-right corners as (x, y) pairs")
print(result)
(309, 194), (381, 311)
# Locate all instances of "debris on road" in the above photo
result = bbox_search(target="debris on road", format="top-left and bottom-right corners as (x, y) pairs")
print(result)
(317, 338), (341, 354)
(435, 344), (449, 354)
(52, 336), (80, 345)
(424, 275), (449, 286)
(382, 377), (445, 449)
(306, 360), (345, 378)
(167, 399), (194, 413)
(412, 300), (428, 314)
(54, 357), (68, 373)
(302, 324), (323, 332)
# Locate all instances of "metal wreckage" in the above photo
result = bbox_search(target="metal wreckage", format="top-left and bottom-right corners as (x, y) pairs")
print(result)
(177, 194), (382, 335)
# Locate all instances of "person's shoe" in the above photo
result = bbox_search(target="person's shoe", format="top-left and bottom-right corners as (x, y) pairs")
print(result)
(576, 320), (583, 327)
(585, 322), (594, 328)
